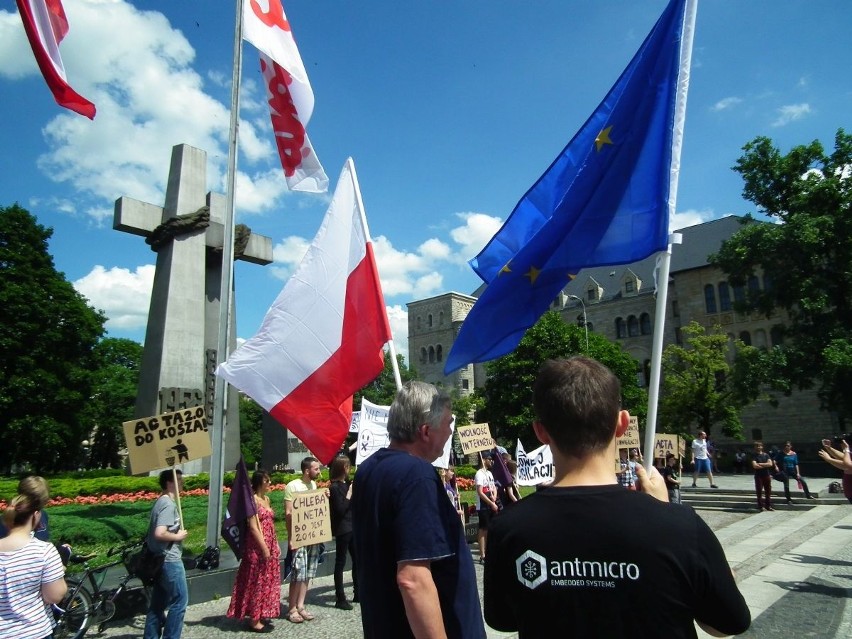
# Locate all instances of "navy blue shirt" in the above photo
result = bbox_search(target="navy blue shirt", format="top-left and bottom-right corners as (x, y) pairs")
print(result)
(352, 448), (485, 639)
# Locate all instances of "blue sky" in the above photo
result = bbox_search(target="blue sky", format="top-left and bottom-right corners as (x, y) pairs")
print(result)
(1, 0), (850, 364)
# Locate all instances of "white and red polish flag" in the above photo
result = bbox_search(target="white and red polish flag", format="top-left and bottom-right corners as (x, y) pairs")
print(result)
(16, 0), (95, 119)
(244, 0), (327, 193)
(217, 159), (390, 464)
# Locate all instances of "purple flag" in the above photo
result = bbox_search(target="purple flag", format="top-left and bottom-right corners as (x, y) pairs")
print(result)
(221, 456), (257, 559)
(491, 447), (513, 488)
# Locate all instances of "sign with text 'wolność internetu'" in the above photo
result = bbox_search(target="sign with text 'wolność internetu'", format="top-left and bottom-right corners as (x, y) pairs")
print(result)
(122, 407), (212, 475)
(456, 423), (494, 455)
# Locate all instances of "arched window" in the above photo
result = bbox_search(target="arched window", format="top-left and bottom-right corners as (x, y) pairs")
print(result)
(739, 331), (751, 346)
(770, 326), (784, 347)
(420, 347), (427, 363)
(428, 346), (435, 363)
(640, 313), (651, 335)
(719, 282), (731, 311)
(763, 274), (774, 293)
(416, 316), (421, 329)
(733, 283), (746, 305)
(615, 317), (626, 339)
(439, 311), (444, 325)
(627, 315), (639, 337)
(748, 275), (760, 295)
(436, 345), (443, 362)
(704, 284), (717, 314)
(428, 314), (433, 327)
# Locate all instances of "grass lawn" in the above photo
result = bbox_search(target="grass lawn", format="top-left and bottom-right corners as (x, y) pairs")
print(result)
(39, 486), (538, 567)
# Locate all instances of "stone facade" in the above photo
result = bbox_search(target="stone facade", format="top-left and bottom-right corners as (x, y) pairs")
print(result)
(407, 217), (838, 448)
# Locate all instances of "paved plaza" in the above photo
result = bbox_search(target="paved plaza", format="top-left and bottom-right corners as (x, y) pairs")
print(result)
(96, 474), (852, 638)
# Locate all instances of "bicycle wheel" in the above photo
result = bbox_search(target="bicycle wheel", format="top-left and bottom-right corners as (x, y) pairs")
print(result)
(53, 582), (92, 639)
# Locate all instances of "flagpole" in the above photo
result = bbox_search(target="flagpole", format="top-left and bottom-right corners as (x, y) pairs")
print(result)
(206, 0), (245, 549)
(346, 157), (402, 392)
(643, 0), (697, 471)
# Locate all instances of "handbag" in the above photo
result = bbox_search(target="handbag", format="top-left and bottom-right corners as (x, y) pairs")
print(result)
(127, 540), (166, 586)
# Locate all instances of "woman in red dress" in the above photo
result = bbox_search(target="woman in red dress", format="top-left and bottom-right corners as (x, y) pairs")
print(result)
(227, 469), (281, 632)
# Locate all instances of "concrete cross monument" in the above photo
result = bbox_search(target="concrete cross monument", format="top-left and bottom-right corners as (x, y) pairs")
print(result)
(114, 143), (273, 475)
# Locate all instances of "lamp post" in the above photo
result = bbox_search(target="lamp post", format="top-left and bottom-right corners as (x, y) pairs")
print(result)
(568, 294), (589, 352)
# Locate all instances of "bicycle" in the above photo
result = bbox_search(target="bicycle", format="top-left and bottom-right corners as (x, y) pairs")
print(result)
(53, 539), (150, 639)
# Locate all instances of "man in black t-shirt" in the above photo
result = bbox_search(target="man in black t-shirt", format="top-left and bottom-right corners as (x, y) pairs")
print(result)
(483, 357), (750, 638)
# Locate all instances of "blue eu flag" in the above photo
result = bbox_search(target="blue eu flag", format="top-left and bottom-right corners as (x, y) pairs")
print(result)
(446, 0), (689, 374)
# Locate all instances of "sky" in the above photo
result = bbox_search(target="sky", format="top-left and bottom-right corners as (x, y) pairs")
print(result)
(1, 0), (850, 365)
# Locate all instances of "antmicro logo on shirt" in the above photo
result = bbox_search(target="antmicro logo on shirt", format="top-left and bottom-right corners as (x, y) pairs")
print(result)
(516, 550), (640, 590)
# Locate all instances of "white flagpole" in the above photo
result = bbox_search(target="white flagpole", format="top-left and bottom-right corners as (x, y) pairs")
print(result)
(206, 0), (245, 548)
(346, 158), (402, 392)
(643, 0), (697, 471)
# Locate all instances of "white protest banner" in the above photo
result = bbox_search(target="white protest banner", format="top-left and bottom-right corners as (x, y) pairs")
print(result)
(434, 417), (455, 469)
(515, 439), (554, 486)
(456, 423), (494, 455)
(355, 399), (391, 466)
(122, 406), (212, 475)
(290, 488), (332, 549)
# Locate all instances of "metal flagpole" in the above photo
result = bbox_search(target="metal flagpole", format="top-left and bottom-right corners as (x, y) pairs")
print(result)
(643, 0), (697, 471)
(206, 0), (245, 548)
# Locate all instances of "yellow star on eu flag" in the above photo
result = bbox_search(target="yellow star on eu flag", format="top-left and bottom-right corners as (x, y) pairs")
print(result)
(595, 126), (613, 152)
(525, 266), (540, 285)
(499, 261), (512, 275)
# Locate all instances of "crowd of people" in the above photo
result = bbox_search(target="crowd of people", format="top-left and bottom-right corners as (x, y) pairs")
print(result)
(5, 356), (852, 638)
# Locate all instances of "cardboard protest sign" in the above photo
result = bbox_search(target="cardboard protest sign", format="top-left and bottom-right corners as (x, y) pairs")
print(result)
(654, 434), (683, 460)
(456, 423), (494, 455)
(616, 416), (641, 450)
(122, 406), (212, 474)
(289, 488), (332, 549)
(515, 439), (554, 486)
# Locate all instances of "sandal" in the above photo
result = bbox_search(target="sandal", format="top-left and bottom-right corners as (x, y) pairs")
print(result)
(298, 607), (316, 621)
(286, 609), (304, 624)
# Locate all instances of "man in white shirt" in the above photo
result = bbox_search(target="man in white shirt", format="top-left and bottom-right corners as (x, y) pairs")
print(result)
(691, 431), (718, 488)
(475, 453), (499, 564)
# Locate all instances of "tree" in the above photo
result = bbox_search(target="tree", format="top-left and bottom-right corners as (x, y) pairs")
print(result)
(239, 395), (264, 465)
(354, 350), (417, 407)
(480, 311), (646, 449)
(659, 322), (764, 439)
(83, 338), (142, 468)
(712, 129), (852, 425)
(0, 204), (106, 472)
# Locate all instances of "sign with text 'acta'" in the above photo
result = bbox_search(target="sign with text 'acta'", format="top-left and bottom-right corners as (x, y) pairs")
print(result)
(456, 422), (494, 455)
(122, 406), (212, 475)
(290, 489), (332, 549)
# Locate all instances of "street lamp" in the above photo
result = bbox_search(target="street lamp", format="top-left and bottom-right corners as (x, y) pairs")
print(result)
(567, 294), (589, 352)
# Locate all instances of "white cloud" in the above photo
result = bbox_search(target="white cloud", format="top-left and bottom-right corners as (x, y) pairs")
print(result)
(449, 212), (503, 261)
(710, 97), (742, 112)
(269, 235), (311, 280)
(73, 264), (154, 331)
(771, 103), (811, 127)
(0, 0), (278, 224)
(372, 235), (444, 298)
(386, 304), (409, 363)
(670, 208), (715, 231)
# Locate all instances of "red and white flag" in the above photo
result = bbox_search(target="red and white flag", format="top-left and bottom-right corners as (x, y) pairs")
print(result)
(244, 0), (327, 192)
(16, 0), (95, 119)
(217, 159), (390, 463)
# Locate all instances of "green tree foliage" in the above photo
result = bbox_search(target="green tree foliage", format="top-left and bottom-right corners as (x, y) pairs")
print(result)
(83, 338), (142, 468)
(660, 322), (763, 439)
(711, 129), (852, 424)
(0, 204), (106, 473)
(354, 350), (417, 407)
(480, 311), (646, 450)
(239, 395), (264, 465)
